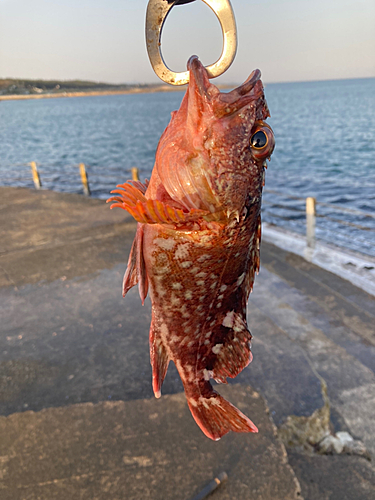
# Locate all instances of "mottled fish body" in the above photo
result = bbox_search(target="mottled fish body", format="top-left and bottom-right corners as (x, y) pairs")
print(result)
(108, 56), (275, 440)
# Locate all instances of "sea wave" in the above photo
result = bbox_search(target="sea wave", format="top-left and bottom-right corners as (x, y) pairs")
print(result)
(0, 77), (374, 257)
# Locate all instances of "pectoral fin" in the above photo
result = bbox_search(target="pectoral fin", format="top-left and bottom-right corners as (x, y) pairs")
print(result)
(107, 181), (208, 225)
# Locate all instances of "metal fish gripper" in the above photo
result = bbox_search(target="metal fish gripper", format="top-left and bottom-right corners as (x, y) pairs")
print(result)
(145, 0), (237, 85)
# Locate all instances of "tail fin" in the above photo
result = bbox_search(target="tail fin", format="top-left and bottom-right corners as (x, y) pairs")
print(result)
(187, 389), (258, 441)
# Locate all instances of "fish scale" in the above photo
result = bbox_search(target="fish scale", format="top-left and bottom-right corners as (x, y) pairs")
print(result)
(108, 55), (275, 440)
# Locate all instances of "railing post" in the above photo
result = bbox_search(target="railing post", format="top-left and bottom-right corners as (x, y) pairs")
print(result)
(131, 167), (139, 181)
(30, 161), (42, 189)
(79, 163), (91, 196)
(306, 197), (316, 249)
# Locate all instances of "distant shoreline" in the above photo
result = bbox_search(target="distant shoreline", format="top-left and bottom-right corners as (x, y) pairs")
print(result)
(1, 75), (373, 101)
(0, 86), (187, 101)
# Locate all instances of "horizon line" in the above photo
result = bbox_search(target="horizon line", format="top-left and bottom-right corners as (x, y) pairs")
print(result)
(1, 75), (374, 87)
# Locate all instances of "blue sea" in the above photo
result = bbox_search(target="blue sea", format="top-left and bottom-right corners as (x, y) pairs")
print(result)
(0, 78), (374, 257)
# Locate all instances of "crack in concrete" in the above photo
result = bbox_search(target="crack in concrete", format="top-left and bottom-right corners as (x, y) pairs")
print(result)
(273, 322), (370, 459)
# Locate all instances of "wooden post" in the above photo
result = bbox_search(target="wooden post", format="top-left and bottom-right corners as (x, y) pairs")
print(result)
(79, 163), (91, 196)
(131, 167), (139, 181)
(30, 161), (42, 189)
(306, 197), (316, 249)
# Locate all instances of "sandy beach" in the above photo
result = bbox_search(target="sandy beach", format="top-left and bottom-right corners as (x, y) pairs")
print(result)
(0, 85), (188, 101)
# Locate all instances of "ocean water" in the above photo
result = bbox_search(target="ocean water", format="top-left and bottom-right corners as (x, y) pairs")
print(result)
(0, 78), (374, 257)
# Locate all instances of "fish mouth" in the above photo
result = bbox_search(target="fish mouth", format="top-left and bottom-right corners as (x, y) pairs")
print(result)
(187, 55), (263, 115)
(187, 56), (216, 97)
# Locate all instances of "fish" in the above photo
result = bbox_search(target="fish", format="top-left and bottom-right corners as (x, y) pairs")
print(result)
(108, 56), (275, 441)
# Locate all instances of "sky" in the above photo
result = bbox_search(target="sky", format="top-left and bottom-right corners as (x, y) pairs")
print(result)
(0, 0), (374, 85)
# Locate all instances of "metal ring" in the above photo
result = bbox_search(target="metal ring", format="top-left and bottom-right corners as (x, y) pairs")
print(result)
(145, 0), (237, 85)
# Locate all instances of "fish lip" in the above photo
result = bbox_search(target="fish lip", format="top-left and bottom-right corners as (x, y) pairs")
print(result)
(230, 68), (262, 96)
(187, 55), (214, 97)
(187, 56), (262, 110)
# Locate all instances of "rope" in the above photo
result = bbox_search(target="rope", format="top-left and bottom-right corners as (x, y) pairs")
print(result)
(263, 208), (374, 231)
(262, 201), (304, 212)
(263, 189), (306, 201)
(315, 213), (375, 231)
(315, 200), (375, 219)
(263, 188), (375, 219)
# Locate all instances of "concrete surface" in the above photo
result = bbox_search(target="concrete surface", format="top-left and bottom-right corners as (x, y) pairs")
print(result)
(0, 385), (301, 500)
(1, 187), (375, 499)
(287, 452), (375, 500)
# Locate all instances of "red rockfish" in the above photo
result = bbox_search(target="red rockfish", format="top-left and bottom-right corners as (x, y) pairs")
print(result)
(108, 56), (275, 440)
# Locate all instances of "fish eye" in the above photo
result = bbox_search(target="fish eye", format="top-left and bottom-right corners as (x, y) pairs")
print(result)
(249, 122), (275, 160)
(250, 130), (268, 149)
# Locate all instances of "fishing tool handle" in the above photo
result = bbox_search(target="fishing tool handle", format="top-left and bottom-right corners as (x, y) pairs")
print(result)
(145, 0), (237, 85)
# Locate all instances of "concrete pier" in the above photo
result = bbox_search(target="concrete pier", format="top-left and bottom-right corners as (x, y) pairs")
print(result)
(0, 187), (374, 499)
